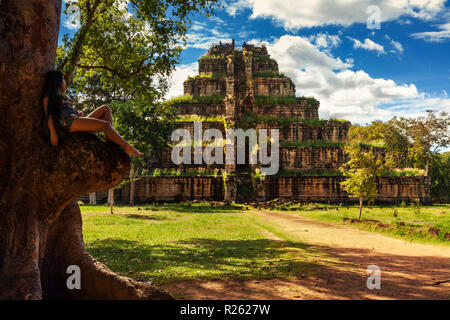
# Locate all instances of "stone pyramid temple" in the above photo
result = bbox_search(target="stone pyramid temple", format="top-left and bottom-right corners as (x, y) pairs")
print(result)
(89, 41), (430, 204)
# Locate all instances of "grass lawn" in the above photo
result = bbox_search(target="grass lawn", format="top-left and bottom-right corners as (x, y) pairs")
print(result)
(267, 203), (450, 244)
(80, 203), (329, 285)
(80, 202), (449, 286)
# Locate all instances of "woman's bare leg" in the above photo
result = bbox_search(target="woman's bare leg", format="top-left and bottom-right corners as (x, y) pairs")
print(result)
(85, 105), (113, 141)
(86, 105), (113, 124)
(69, 117), (143, 156)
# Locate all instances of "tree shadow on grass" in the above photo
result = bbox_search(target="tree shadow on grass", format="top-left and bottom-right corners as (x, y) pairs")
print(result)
(86, 237), (322, 284)
(86, 237), (450, 299)
(159, 203), (243, 214)
(123, 214), (170, 221)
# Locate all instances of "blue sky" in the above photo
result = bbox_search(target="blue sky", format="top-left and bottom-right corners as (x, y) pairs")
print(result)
(59, 0), (450, 124)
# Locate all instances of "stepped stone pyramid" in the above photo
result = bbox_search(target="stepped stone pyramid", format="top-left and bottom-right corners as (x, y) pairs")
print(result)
(157, 41), (352, 175)
(91, 41), (429, 204)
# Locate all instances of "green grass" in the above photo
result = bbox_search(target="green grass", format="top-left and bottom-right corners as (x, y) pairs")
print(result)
(252, 54), (278, 64)
(80, 203), (323, 284)
(253, 71), (286, 78)
(175, 115), (225, 122)
(275, 169), (342, 177)
(199, 54), (226, 60)
(269, 203), (450, 245)
(380, 168), (426, 177)
(164, 94), (225, 106)
(240, 110), (346, 128)
(187, 73), (225, 80)
(253, 95), (319, 107)
(149, 168), (223, 177)
(80, 202), (449, 287)
(281, 141), (386, 149)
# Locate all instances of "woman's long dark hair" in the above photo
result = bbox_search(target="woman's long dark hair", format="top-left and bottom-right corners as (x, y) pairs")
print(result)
(42, 70), (65, 119)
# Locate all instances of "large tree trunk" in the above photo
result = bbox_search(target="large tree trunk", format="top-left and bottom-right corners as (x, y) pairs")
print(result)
(0, 0), (172, 300)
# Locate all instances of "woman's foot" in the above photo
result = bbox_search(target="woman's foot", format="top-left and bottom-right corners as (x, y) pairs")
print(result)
(124, 144), (144, 157)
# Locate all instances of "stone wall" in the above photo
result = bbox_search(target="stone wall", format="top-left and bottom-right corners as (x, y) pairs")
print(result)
(175, 103), (225, 116)
(250, 102), (319, 119)
(255, 121), (349, 142)
(184, 78), (226, 96)
(252, 59), (278, 73)
(114, 176), (224, 203)
(81, 176), (430, 204)
(198, 58), (227, 74)
(175, 121), (226, 136)
(258, 176), (430, 203)
(280, 146), (346, 171)
(253, 78), (294, 96)
(149, 148), (225, 170)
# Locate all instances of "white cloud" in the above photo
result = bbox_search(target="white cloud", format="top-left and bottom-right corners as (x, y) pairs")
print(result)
(347, 37), (385, 55)
(184, 16), (233, 49)
(166, 63), (198, 99)
(385, 35), (404, 54)
(186, 32), (233, 49)
(411, 23), (450, 42)
(63, 0), (81, 30)
(263, 35), (428, 123)
(223, 0), (252, 16)
(167, 34), (449, 124)
(309, 33), (341, 49)
(390, 39), (404, 53)
(227, 0), (446, 30)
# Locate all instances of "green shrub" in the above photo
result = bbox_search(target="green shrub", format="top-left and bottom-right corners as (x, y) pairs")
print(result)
(380, 168), (426, 177)
(276, 170), (342, 177)
(240, 110), (345, 128)
(253, 72), (285, 78)
(149, 168), (222, 177)
(187, 73), (225, 80)
(164, 94), (225, 106)
(176, 115), (225, 122)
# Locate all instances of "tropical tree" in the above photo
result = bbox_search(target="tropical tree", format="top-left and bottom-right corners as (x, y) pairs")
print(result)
(390, 110), (450, 173)
(111, 100), (175, 204)
(349, 120), (410, 167)
(0, 0), (216, 300)
(340, 144), (387, 220)
(428, 152), (450, 203)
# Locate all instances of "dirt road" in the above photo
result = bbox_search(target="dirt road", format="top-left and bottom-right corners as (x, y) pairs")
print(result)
(161, 211), (450, 299)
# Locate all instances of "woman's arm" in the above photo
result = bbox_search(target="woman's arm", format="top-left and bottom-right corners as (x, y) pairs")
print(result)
(43, 96), (58, 146)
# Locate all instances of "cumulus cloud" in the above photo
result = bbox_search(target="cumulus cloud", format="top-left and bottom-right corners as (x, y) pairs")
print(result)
(167, 34), (449, 123)
(166, 63), (198, 99)
(223, 0), (252, 16)
(185, 17), (233, 49)
(411, 23), (450, 42)
(347, 37), (385, 55)
(226, 0), (446, 30)
(260, 35), (427, 123)
(385, 35), (404, 54)
(309, 32), (341, 49)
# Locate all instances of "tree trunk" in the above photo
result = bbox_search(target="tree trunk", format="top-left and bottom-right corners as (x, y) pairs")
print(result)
(130, 164), (135, 206)
(0, 0), (172, 300)
(89, 192), (96, 204)
(358, 197), (363, 220)
(108, 189), (114, 214)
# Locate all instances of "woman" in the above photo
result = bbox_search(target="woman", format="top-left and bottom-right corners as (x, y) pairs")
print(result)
(42, 70), (143, 156)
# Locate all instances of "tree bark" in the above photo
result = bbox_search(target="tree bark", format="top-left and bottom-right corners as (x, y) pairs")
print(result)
(0, 0), (172, 300)
(130, 164), (135, 206)
(358, 197), (363, 220)
(89, 192), (96, 204)
(108, 188), (114, 214)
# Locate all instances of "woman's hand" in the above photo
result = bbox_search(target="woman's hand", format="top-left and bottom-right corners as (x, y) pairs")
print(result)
(77, 110), (84, 117)
(50, 132), (59, 147)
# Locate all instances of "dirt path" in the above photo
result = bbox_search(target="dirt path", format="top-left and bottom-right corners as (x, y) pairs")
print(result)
(160, 211), (450, 300)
